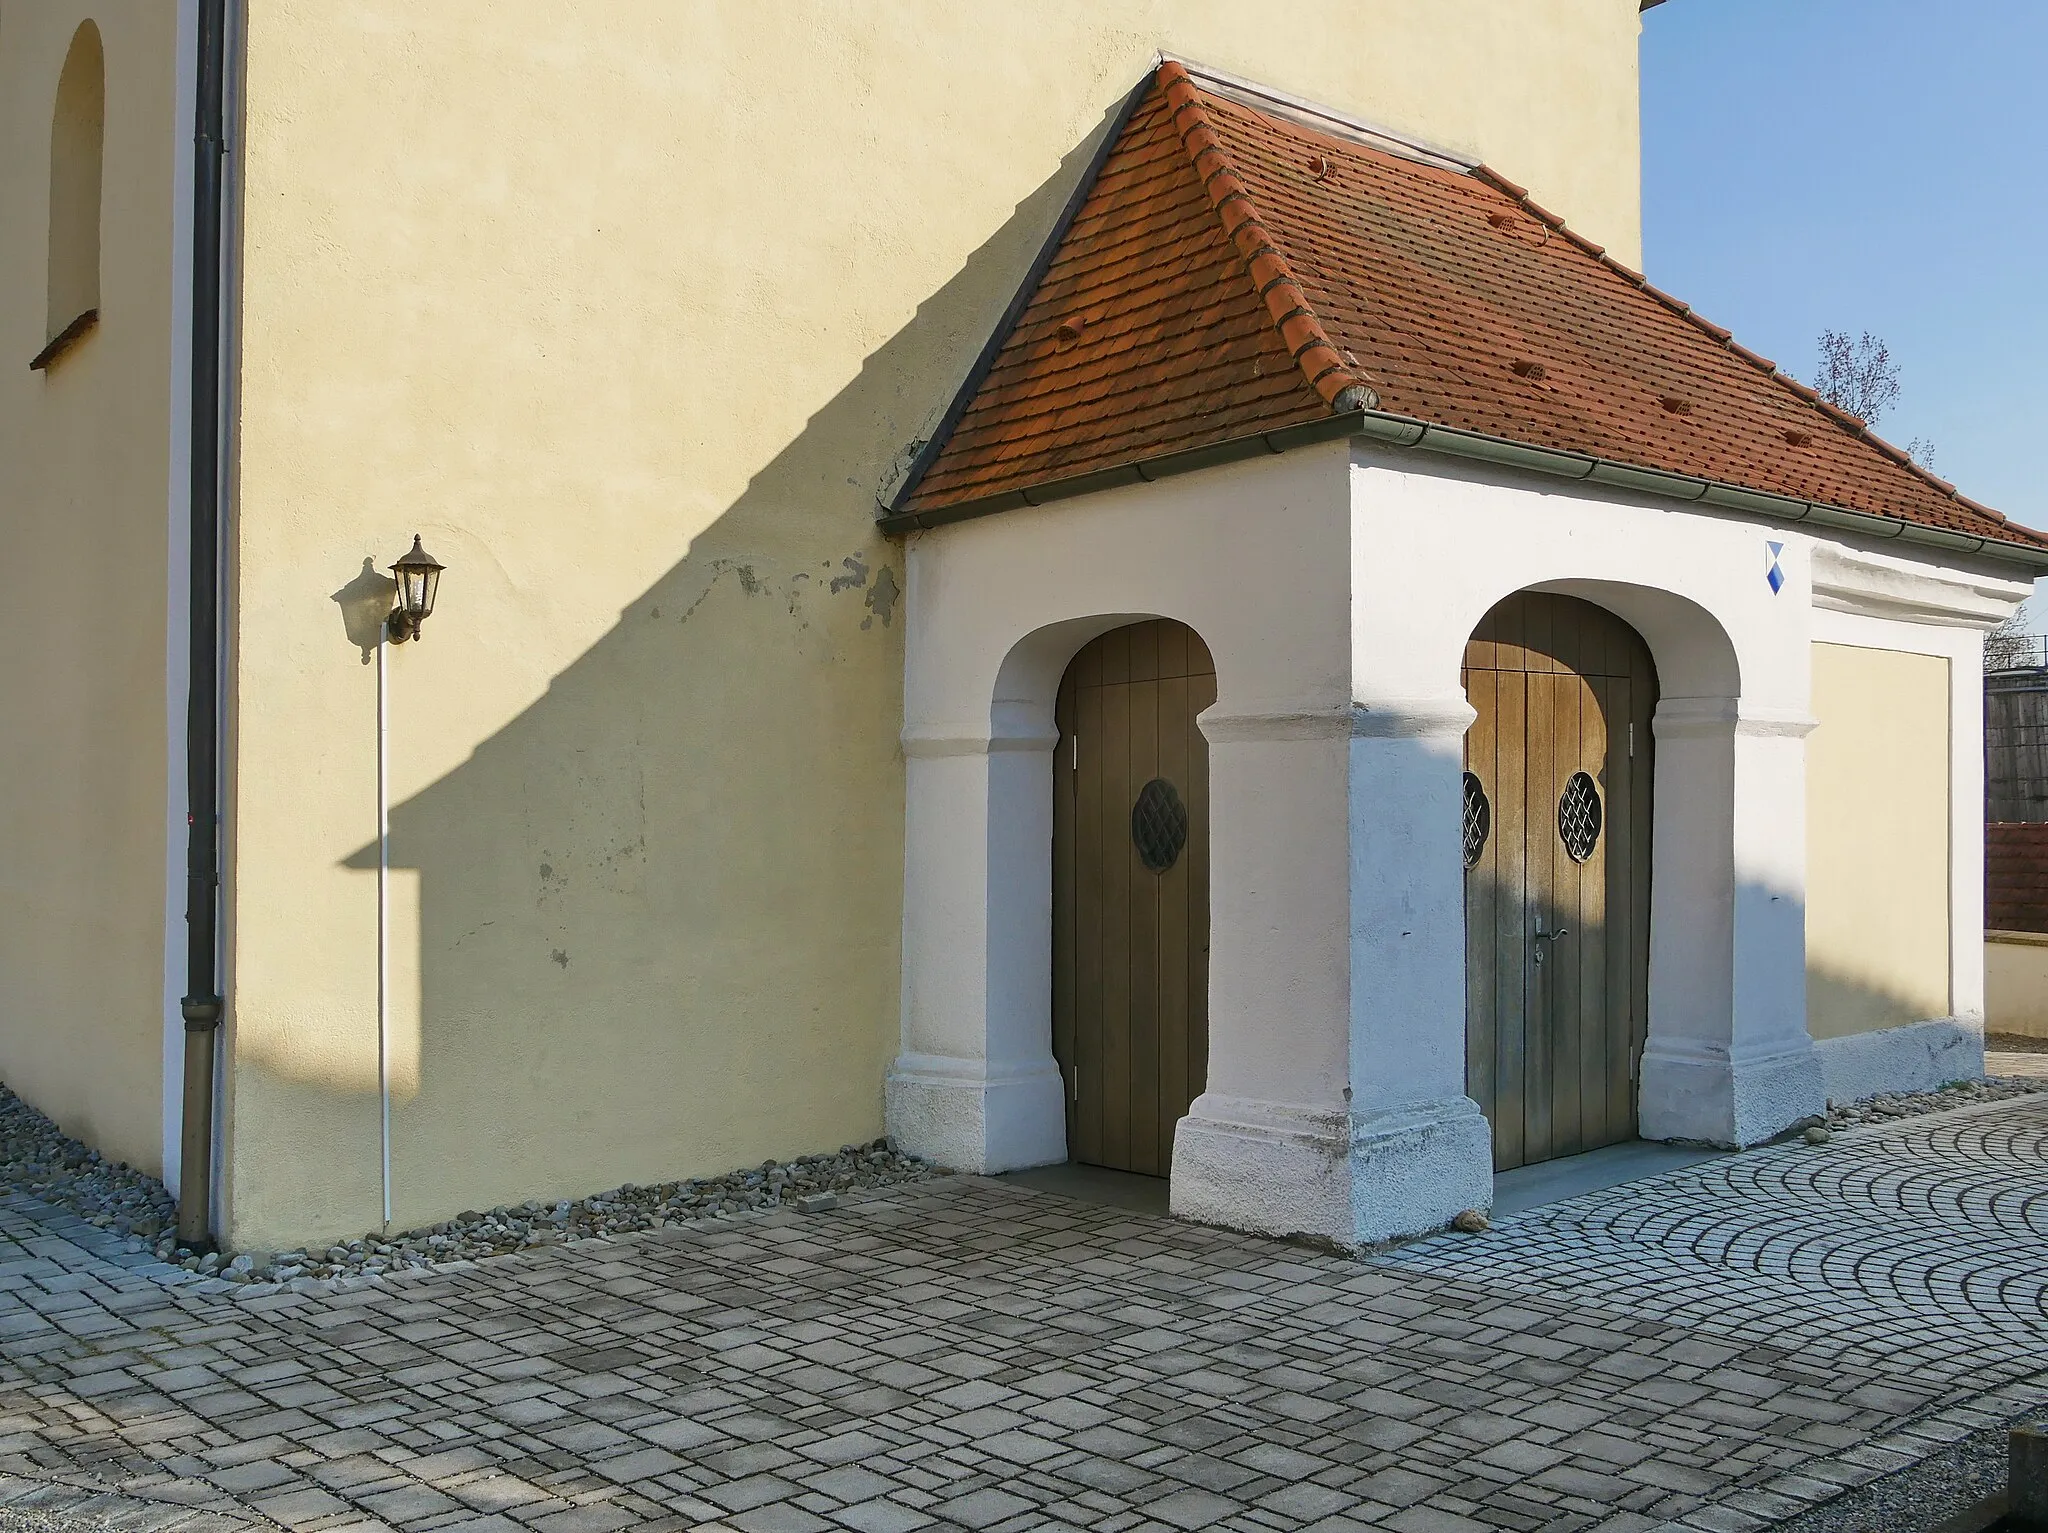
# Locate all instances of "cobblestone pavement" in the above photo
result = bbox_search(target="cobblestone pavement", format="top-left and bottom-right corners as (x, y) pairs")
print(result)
(0, 1098), (2044, 1533)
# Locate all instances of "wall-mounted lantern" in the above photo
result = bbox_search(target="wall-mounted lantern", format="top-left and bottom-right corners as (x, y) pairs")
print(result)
(386, 535), (445, 643)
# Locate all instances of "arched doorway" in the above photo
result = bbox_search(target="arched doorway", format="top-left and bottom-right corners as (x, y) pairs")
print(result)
(1051, 619), (1214, 1176)
(1463, 592), (1657, 1170)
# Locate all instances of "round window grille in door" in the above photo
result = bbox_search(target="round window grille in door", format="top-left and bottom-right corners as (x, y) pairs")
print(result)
(1462, 772), (1491, 869)
(1131, 778), (1189, 873)
(1558, 771), (1603, 862)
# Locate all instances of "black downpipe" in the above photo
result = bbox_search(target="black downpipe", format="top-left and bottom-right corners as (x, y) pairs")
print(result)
(176, 0), (228, 1251)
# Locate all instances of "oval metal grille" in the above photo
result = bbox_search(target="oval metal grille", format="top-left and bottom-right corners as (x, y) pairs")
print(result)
(1131, 778), (1189, 873)
(1558, 771), (1603, 863)
(1462, 772), (1491, 869)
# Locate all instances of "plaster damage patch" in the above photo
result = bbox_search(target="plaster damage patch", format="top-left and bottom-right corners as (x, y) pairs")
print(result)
(863, 566), (900, 629)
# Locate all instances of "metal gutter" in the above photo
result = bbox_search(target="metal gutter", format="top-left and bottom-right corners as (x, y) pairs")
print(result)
(879, 406), (2048, 573)
(177, 0), (228, 1251)
(877, 411), (1360, 534)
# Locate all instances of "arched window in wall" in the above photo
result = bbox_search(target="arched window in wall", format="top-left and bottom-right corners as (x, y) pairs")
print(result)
(38, 20), (104, 366)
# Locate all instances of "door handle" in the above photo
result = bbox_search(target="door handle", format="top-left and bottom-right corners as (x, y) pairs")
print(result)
(1531, 921), (1570, 964)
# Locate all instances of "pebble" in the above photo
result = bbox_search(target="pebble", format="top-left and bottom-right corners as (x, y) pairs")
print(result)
(1452, 1209), (1490, 1233)
(0, 1080), (936, 1284)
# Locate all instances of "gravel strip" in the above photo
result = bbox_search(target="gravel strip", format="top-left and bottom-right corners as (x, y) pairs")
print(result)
(1768, 1409), (2045, 1532)
(0, 1087), (177, 1247)
(0, 1079), (941, 1284)
(4, 1069), (2039, 1281)
(1811, 1074), (2048, 1140)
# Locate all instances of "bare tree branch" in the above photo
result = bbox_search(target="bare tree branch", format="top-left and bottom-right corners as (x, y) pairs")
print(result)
(1810, 329), (1901, 426)
(1987, 604), (2040, 671)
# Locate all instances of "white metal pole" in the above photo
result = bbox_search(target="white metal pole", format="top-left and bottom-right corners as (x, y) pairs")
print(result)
(377, 635), (392, 1229)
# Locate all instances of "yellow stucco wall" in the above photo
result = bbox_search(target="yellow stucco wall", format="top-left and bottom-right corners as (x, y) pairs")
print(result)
(1986, 933), (2048, 1040)
(221, 0), (1649, 1248)
(1805, 642), (1952, 1040)
(0, 3), (179, 1172)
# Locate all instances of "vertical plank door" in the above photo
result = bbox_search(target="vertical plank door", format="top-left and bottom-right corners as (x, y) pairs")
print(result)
(1462, 593), (1656, 1171)
(1052, 620), (1215, 1177)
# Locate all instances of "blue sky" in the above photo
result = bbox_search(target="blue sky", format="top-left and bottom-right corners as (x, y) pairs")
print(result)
(1641, 0), (2048, 601)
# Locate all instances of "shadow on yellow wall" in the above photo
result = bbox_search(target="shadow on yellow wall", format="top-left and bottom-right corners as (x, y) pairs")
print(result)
(225, 122), (1116, 1246)
(1806, 964), (1956, 1044)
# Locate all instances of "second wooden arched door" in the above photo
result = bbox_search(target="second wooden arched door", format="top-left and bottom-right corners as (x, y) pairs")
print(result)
(1463, 592), (1656, 1171)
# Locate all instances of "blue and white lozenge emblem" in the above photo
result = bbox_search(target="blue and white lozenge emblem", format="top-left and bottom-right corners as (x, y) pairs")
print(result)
(1765, 540), (1785, 594)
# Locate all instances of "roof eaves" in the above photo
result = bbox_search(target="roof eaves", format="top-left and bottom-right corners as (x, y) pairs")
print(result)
(1351, 412), (2048, 565)
(883, 404), (2048, 572)
(877, 410), (1362, 534)
(1467, 164), (2008, 530)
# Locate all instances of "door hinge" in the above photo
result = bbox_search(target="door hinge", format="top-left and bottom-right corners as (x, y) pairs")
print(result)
(1629, 722), (1635, 759)
(1071, 734), (1078, 771)
(1071, 1066), (1079, 1102)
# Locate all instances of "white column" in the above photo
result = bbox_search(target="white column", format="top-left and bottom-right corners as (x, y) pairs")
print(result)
(1171, 700), (1491, 1247)
(1638, 699), (1824, 1145)
(1346, 697), (1493, 1242)
(1172, 708), (1357, 1244)
(886, 710), (1067, 1174)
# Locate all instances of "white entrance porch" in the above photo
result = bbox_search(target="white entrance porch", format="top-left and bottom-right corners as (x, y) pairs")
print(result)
(885, 434), (1877, 1245)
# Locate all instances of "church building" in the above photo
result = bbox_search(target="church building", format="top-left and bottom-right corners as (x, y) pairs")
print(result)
(1, 3), (2034, 1253)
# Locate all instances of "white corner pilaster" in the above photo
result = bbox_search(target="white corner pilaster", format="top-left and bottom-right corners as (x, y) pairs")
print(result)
(886, 716), (1067, 1173)
(1948, 623), (1990, 1027)
(1638, 699), (1824, 1145)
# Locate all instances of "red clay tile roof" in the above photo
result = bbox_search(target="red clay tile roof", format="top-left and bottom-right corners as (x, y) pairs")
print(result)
(896, 61), (2044, 556)
(1989, 823), (2048, 934)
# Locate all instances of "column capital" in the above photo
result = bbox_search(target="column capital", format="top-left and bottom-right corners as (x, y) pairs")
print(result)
(1200, 695), (1475, 745)
(901, 723), (1061, 758)
(1350, 694), (1477, 740)
(1654, 697), (1815, 741)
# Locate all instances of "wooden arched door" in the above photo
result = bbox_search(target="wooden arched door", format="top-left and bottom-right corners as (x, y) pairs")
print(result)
(1052, 620), (1214, 1177)
(1462, 593), (1656, 1171)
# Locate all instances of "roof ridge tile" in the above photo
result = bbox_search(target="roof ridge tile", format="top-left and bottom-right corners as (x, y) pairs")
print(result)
(1157, 60), (1373, 413)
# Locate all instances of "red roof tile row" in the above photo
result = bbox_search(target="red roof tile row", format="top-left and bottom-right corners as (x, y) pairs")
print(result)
(898, 62), (2042, 557)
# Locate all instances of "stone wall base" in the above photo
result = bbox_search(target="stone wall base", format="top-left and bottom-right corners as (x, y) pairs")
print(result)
(1813, 1017), (1984, 1105)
